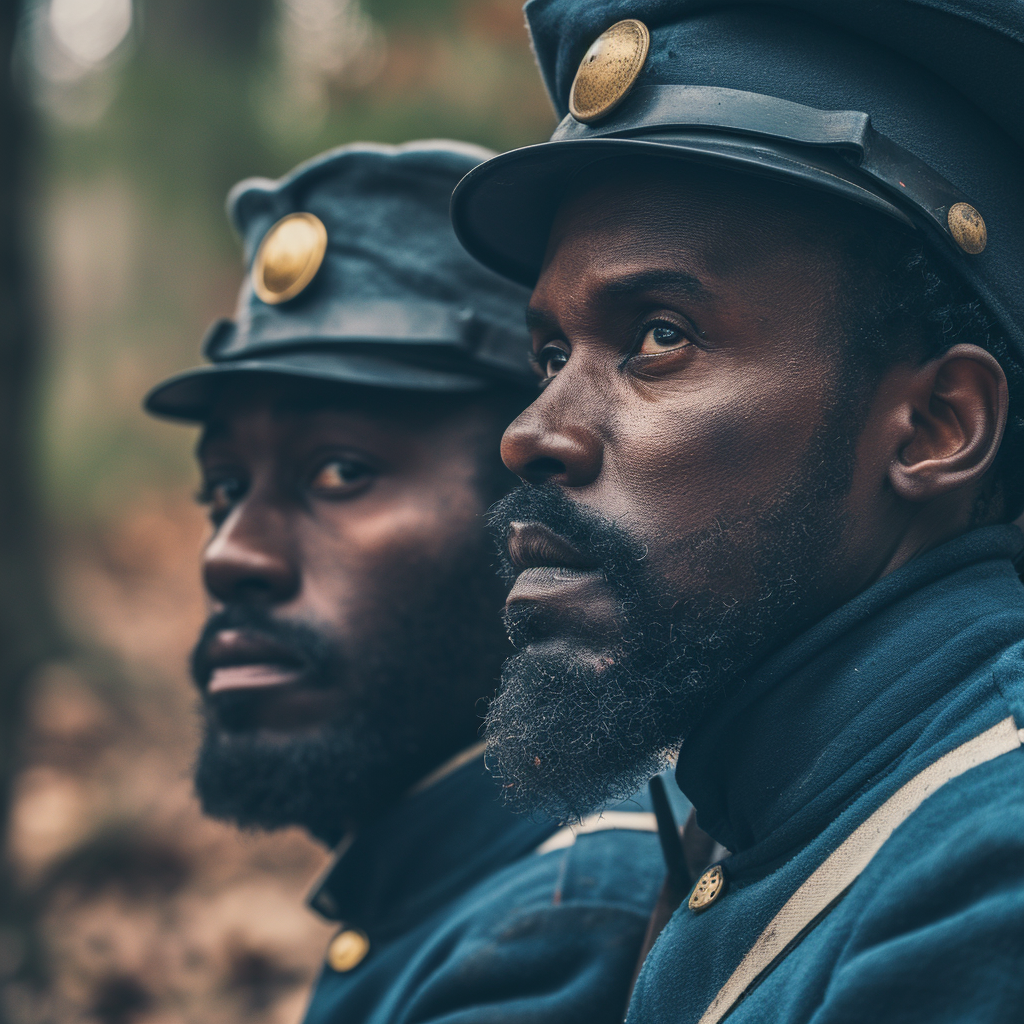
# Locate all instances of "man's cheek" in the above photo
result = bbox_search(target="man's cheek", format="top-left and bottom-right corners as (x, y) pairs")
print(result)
(343, 498), (481, 565)
(611, 410), (817, 537)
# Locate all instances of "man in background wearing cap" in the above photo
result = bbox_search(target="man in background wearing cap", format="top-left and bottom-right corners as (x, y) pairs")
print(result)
(145, 141), (673, 1023)
(451, 3), (1024, 1022)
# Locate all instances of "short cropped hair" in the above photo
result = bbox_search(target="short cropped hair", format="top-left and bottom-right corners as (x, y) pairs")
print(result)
(838, 228), (1024, 520)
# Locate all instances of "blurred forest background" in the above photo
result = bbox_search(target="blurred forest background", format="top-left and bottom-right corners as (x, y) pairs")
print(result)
(0, 1), (554, 1021)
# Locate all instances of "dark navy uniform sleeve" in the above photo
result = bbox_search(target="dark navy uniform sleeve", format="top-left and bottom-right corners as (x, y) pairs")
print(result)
(305, 829), (665, 1024)
(806, 752), (1024, 1024)
(398, 830), (662, 1024)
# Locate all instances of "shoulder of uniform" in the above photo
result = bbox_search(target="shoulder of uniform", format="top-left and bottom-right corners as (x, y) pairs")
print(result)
(535, 808), (659, 855)
(989, 638), (1024, 713)
(847, 745), (1024, 938)
(377, 833), (661, 990)
(881, 740), (1024, 856)
(307, 823), (667, 1023)
(537, 811), (666, 913)
(423, 812), (665, 941)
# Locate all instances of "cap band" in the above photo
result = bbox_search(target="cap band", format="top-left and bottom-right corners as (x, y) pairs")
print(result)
(555, 85), (983, 254)
(202, 298), (529, 379)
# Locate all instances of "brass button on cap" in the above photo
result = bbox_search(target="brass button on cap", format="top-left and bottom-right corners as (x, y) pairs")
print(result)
(947, 202), (987, 254)
(569, 19), (650, 124)
(252, 211), (328, 304)
(327, 928), (370, 972)
(688, 864), (726, 913)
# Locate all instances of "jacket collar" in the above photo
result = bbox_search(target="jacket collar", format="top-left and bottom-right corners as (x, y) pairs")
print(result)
(307, 746), (558, 938)
(676, 525), (1024, 857)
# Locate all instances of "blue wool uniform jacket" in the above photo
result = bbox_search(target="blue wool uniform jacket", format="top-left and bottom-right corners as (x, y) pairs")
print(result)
(629, 525), (1024, 1024)
(302, 752), (673, 1024)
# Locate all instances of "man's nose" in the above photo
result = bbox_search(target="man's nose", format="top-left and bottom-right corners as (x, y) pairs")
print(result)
(500, 387), (602, 487)
(202, 499), (300, 605)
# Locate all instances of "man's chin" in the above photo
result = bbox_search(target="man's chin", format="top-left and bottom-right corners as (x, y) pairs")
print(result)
(483, 647), (686, 824)
(502, 599), (622, 661)
(205, 712), (334, 743)
(203, 682), (345, 733)
(193, 723), (401, 846)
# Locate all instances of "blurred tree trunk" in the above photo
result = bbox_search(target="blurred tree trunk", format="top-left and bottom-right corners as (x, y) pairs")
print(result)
(143, 0), (276, 57)
(0, 0), (58, 1014)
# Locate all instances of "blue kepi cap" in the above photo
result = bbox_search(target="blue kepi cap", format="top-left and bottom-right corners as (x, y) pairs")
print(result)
(146, 140), (535, 421)
(451, 0), (1024, 358)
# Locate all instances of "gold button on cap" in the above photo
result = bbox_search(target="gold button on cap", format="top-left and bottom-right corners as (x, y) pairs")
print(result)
(252, 211), (328, 305)
(569, 19), (650, 124)
(947, 202), (987, 255)
(688, 864), (726, 913)
(327, 928), (370, 972)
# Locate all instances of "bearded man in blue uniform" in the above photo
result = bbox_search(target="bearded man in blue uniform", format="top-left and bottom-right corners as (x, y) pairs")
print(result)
(144, 141), (677, 1024)
(451, 2), (1024, 1021)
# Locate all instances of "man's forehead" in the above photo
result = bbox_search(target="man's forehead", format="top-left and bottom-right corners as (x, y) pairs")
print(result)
(197, 381), (398, 448)
(195, 378), (480, 454)
(528, 268), (713, 331)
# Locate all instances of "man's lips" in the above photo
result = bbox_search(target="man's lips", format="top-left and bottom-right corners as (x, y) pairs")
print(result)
(506, 522), (597, 572)
(505, 522), (611, 615)
(208, 664), (304, 693)
(203, 629), (305, 694)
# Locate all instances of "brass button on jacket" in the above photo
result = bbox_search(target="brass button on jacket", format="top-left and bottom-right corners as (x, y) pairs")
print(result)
(327, 928), (370, 972)
(689, 865), (726, 913)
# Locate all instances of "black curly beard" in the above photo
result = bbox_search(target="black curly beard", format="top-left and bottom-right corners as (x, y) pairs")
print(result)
(484, 400), (862, 824)
(191, 542), (508, 846)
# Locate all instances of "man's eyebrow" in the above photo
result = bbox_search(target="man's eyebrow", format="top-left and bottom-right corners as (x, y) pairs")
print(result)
(525, 306), (561, 334)
(599, 269), (711, 299)
(525, 271), (712, 333)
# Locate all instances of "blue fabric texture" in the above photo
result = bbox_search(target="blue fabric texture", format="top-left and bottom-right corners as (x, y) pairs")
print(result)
(628, 525), (1024, 1023)
(526, 0), (1024, 147)
(145, 141), (535, 420)
(302, 754), (675, 1024)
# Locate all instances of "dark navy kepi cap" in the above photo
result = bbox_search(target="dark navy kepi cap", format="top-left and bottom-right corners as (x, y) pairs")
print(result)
(146, 140), (535, 421)
(451, 0), (1024, 356)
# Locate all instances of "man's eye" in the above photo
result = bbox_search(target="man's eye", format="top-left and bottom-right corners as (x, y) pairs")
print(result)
(310, 459), (372, 495)
(536, 343), (570, 381)
(638, 322), (689, 354)
(198, 478), (245, 521)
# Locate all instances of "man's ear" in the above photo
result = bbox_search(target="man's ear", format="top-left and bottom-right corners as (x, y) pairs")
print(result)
(888, 343), (1008, 502)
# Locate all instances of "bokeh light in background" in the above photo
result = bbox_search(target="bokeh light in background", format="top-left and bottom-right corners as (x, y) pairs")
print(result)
(47, 0), (131, 68)
(4, 3), (553, 1021)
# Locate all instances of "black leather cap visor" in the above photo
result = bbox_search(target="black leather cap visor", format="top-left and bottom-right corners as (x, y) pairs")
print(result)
(452, 102), (919, 288)
(146, 293), (533, 421)
(144, 141), (536, 424)
(452, 84), (1021, 354)
(144, 349), (497, 423)
(452, 0), (1024, 357)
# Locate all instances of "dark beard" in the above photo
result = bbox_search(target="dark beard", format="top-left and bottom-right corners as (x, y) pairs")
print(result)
(192, 541), (508, 845)
(194, 703), (404, 847)
(484, 398), (863, 823)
